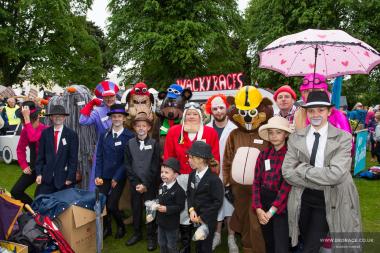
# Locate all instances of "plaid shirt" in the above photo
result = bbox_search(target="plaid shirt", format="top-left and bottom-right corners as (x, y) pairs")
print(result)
(252, 145), (291, 214)
(276, 105), (297, 125)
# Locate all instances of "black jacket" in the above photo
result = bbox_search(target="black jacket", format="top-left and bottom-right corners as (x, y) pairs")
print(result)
(35, 126), (79, 189)
(187, 168), (224, 228)
(156, 181), (186, 230)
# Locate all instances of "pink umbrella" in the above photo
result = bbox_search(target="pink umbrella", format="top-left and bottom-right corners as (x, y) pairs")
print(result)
(259, 29), (380, 78)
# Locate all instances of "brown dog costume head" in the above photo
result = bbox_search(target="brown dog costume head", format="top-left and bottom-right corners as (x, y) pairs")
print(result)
(227, 86), (273, 132)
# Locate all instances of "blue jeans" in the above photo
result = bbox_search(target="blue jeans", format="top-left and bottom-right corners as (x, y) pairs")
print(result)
(158, 226), (178, 252)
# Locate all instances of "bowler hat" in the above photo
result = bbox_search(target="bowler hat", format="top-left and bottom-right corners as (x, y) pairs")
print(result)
(301, 90), (333, 109)
(107, 103), (128, 116)
(186, 141), (213, 159)
(45, 105), (69, 116)
(15, 101), (41, 120)
(162, 157), (181, 174)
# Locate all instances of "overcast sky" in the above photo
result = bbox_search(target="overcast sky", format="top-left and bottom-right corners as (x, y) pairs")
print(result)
(87, 0), (249, 32)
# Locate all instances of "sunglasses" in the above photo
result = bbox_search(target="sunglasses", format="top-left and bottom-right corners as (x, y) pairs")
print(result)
(184, 102), (201, 110)
(167, 88), (181, 95)
(302, 77), (322, 85)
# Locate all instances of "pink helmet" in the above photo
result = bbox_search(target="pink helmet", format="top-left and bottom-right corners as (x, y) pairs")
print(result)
(300, 73), (328, 92)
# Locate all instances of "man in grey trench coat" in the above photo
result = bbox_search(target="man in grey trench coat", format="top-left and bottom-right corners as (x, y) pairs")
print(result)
(282, 91), (362, 253)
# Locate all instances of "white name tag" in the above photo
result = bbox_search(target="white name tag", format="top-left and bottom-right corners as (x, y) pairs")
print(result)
(144, 145), (152, 150)
(265, 159), (271, 171)
(64, 166), (67, 171)
(62, 138), (67, 146)
(254, 139), (264, 144)
(191, 182), (195, 189)
(159, 189), (162, 195)
(101, 116), (109, 122)
(160, 126), (168, 132)
(77, 101), (85, 106)
(115, 141), (122, 146)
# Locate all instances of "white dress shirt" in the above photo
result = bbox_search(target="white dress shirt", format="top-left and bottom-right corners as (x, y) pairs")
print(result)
(196, 166), (209, 180)
(163, 180), (176, 190)
(306, 123), (328, 168)
(112, 128), (123, 138)
(53, 125), (63, 150)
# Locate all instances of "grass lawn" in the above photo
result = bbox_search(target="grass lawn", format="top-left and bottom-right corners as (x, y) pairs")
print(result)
(1, 152), (379, 252)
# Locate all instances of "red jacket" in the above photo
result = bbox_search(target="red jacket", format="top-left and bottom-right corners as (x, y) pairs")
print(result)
(163, 124), (220, 175)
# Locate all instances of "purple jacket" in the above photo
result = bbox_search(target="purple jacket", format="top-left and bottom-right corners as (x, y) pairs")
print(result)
(79, 104), (112, 139)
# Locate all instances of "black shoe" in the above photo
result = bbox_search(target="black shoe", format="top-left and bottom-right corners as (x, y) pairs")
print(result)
(114, 226), (126, 239)
(126, 233), (142, 246)
(103, 226), (112, 239)
(147, 238), (157, 251)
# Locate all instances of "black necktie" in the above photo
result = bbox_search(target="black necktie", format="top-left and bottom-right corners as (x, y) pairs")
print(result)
(310, 132), (321, 166)
(113, 133), (117, 139)
(162, 185), (168, 194)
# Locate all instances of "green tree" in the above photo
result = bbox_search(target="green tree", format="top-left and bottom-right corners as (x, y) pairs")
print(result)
(0, 0), (109, 87)
(108, 0), (244, 89)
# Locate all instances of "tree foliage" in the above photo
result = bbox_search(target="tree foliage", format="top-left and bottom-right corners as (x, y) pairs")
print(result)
(0, 0), (111, 87)
(108, 0), (245, 89)
(245, 0), (380, 107)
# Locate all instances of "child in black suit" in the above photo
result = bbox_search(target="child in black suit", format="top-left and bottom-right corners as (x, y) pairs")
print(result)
(157, 157), (186, 253)
(186, 141), (224, 253)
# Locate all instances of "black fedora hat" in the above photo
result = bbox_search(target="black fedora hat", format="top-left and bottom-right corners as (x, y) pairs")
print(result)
(107, 103), (129, 116)
(186, 141), (213, 159)
(301, 90), (334, 109)
(45, 105), (69, 116)
(15, 101), (41, 120)
(162, 157), (181, 174)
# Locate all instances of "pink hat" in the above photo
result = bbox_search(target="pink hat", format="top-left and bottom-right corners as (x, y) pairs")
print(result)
(273, 85), (297, 101)
(300, 73), (328, 92)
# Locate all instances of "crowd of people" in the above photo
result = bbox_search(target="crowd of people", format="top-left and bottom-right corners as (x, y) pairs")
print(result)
(0, 72), (374, 253)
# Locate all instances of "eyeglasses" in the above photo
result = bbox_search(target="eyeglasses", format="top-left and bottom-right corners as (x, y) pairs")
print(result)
(302, 78), (322, 85)
(167, 88), (181, 95)
(184, 102), (201, 110)
(134, 87), (148, 94)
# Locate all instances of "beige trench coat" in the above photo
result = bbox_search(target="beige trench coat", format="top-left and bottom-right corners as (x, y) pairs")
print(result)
(282, 124), (362, 252)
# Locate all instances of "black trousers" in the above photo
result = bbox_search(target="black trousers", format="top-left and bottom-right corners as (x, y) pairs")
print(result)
(299, 199), (329, 253)
(10, 170), (37, 205)
(130, 184), (157, 238)
(98, 178), (126, 228)
(195, 223), (215, 253)
(260, 188), (289, 253)
(375, 141), (380, 164)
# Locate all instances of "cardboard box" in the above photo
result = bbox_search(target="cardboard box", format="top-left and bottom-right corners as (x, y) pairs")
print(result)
(0, 240), (28, 253)
(56, 205), (106, 253)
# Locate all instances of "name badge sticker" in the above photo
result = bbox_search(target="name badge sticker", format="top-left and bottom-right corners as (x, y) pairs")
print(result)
(159, 189), (162, 195)
(254, 139), (264, 144)
(144, 145), (152, 150)
(101, 116), (109, 122)
(191, 182), (195, 189)
(265, 159), (271, 171)
(62, 138), (67, 146)
(77, 101), (85, 106)
(115, 141), (122, 146)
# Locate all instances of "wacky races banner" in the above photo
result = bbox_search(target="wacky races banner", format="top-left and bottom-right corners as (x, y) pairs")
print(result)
(176, 72), (245, 92)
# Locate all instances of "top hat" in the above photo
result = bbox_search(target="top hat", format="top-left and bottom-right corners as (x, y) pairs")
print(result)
(186, 141), (213, 159)
(301, 90), (333, 109)
(107, 104), (128, 116)
(162, 157), (181, 174)
(45, 105), (69, 116)
(132, 112), (152, 126)
(258, 116), (293, 141)
(15, 101), (41, 120)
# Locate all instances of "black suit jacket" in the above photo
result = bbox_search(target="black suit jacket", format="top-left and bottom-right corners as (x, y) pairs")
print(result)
(187, 168), (224, 228)
(35, 125), (79, 189)
(156, 181), (186, 230)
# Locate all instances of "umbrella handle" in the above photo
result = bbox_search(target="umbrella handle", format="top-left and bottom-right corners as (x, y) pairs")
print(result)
(24, 204), (36, 216)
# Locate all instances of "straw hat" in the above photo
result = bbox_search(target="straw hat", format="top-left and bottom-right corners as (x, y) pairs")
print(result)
(258, 116), (293, 141)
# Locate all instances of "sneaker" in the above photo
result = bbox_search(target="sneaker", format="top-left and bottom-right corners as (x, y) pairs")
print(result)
(212, 232), (221, 250)
(228, 234), (239, 253)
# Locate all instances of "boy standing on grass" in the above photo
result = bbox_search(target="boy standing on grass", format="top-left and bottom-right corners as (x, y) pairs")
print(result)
(125, 112), (160, 251)
(95, 104), (134, 239)
(187, 141), (224, 253)
(157, 157), (186, 253)
(252, 116), (293, 253)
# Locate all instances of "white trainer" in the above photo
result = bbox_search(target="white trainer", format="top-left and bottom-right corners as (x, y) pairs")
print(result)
(212, 232), (221, 250)
(228, 234), (239, 253)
